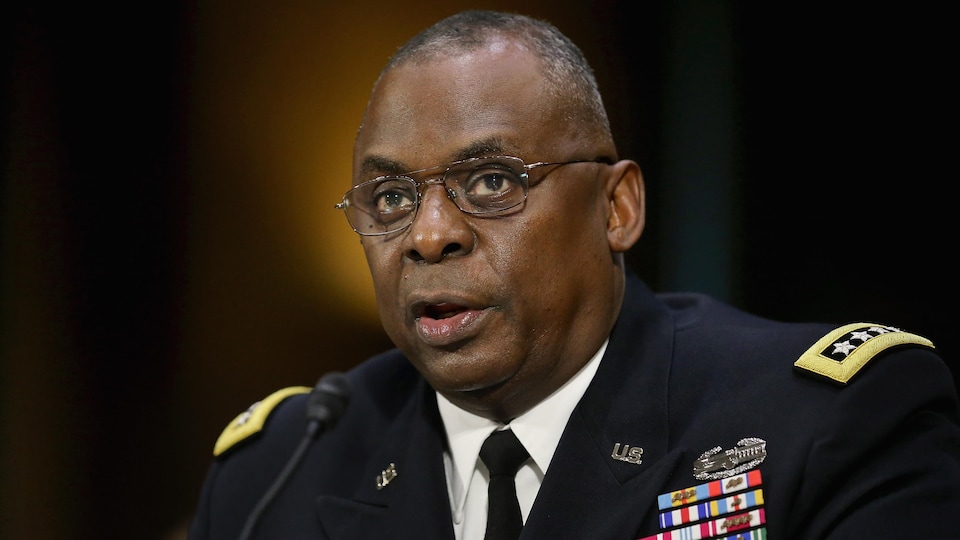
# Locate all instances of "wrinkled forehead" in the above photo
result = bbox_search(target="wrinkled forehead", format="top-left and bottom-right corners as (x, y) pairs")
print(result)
(354, 44), (573, 179)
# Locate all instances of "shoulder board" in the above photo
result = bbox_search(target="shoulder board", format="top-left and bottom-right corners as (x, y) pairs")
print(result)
(213, 386), (312, 457)
(794, 323), (934, 385)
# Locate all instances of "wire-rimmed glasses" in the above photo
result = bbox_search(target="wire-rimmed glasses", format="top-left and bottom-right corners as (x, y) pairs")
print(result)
(335, 155), (609, 236)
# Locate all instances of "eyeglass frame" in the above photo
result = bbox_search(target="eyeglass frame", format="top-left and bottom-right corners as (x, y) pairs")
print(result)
(335, 155), (613, 236)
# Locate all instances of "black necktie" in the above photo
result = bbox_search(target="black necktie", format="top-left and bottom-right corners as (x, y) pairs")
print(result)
(479, 429), (530, 540)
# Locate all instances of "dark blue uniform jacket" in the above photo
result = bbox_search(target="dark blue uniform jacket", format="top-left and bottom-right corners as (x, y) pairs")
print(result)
(189, 274), (960, 539)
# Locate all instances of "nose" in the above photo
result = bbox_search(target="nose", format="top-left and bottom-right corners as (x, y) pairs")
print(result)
(403, 183), (475, 263)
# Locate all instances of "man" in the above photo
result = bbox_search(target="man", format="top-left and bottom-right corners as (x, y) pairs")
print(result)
(188, 10), (960, 539)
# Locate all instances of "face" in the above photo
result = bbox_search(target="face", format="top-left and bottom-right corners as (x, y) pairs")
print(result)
(353, 40), (637, 422)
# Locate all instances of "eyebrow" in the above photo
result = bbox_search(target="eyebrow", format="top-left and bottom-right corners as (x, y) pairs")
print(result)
(357, 136), (518, 180)
(453, 137), (512, 161)
(357, 155), (406, 179)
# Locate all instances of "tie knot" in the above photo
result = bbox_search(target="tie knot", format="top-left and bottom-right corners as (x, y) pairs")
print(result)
(480, 429), (529, 477)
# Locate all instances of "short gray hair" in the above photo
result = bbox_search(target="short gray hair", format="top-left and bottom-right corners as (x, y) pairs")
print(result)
(370, 10), (612, 144)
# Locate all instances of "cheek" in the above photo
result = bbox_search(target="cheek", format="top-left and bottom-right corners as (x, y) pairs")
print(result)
(514, 196), (610, 295)
(523, 195), (607, 258)
(490, 217), (573, 313)
(362, 242), (401, 302)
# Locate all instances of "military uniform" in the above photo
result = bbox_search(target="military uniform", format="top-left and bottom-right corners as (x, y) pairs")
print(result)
(188, 274), (960, 539)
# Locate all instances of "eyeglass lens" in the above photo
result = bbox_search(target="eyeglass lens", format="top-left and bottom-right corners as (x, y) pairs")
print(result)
(343, 156), (530, 235)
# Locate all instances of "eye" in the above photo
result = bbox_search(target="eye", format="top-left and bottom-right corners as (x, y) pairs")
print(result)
(470, 172), (508, 195)
(369, 179), (416, 220)
(462, 165), (524, 208)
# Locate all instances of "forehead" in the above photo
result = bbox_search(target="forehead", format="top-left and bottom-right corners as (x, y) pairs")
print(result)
(355, 42), (571, 177)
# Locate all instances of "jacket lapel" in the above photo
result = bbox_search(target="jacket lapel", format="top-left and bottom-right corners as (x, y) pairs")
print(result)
(523, 275), (679, 538)
(315, 382), (456, 540)
(316, 275), (677, 539)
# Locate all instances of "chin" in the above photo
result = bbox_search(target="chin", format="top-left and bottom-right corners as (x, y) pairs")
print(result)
(426, 356), (516, 394)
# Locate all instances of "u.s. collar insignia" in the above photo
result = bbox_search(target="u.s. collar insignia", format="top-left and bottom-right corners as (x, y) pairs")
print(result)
(376, 462), (397, 490)
(611, 442), (644, 465)
(693, 437), (766, 480)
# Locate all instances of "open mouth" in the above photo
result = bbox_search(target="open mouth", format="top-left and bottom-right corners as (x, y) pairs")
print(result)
(422, 303), (467, 320)
(411, 300), (490, 346)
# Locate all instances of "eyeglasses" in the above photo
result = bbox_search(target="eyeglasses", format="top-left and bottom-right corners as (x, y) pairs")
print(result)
(336, 155), (610, 236)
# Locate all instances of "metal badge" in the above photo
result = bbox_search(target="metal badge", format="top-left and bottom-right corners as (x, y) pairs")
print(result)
(611, 442), (644, 465)
(693, 437), (766, 480)
(376, 462), (397, 490)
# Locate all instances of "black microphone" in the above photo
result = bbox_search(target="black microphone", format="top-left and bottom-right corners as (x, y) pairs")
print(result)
(237, 372), (352, 540)
(305, 371), (352, 435)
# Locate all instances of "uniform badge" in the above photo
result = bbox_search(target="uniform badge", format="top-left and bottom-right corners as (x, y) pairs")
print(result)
(376, 462), (397, 490)
(611, 442), (644, 465)
(212, 386), (311, 457)
(794, 323), (934, 385)
(693, 437), (766, 480)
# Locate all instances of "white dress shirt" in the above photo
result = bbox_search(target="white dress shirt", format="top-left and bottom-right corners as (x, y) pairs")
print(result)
(436, 340), (607, 540)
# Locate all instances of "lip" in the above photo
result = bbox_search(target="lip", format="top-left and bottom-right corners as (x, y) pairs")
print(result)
(409, 295), (493, 347)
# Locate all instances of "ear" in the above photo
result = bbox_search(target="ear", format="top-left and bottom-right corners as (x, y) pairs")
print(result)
(604, 160), (645, 253)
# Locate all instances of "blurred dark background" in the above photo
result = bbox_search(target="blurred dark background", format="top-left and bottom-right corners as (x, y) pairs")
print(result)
(1, 1), (954, 538)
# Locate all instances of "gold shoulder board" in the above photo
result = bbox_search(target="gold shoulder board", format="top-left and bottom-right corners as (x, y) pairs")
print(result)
(213, 386), (312, 457)
(794, 323), (934, 385)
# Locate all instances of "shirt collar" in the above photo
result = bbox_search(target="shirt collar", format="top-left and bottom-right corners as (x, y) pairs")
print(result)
(436, 339), (608, 513)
